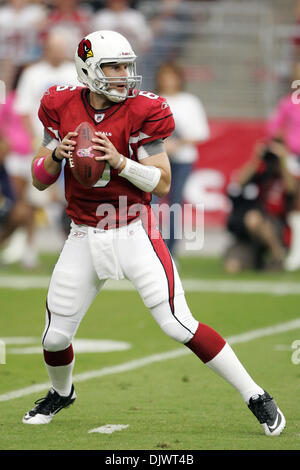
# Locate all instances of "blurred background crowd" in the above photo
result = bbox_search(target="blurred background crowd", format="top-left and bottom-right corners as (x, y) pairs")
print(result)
(1, 0), (300, 274)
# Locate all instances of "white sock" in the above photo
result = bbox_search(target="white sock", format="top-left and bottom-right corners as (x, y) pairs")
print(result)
(45, 359), (75, 397)
(206, 343), (264, 403)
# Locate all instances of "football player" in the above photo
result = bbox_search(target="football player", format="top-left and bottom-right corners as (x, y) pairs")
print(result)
(23, 30), (285, 436)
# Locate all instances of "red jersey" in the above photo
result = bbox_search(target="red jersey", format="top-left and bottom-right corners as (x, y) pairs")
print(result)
(38, 86), (175, 227)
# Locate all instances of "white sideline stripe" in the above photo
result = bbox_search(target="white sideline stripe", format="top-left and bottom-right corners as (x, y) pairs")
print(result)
(0, 318), (300, 403)
(1, 276), (300, 295)
(0, 276), (50, 289)
(182, 280), (300, 296)
(88, 424), (129, 434)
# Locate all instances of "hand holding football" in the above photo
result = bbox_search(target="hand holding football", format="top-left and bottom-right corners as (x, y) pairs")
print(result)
(92, 131), (124, 170)
(69, 122), (106, 188)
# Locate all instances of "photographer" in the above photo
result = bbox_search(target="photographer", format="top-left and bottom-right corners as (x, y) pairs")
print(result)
(223, 139), (297, 273)
(0, 133), (31, 249)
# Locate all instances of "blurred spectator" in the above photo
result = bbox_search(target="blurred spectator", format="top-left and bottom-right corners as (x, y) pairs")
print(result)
(14, 30), (80, 140)
(0, 118), (31, 253)
(224, 140), (297, 273)
(141, 0), (192, 90)
(267, 62), (300, 271)
(0, 68), (34, 266)
(45, 0), (93, 57)
(92, 0), (152, 56)
(3, 31), (81, 268)
(152, 62), (210, 258)
(0, 0), (47, 88)
(293, 0), (300, 59)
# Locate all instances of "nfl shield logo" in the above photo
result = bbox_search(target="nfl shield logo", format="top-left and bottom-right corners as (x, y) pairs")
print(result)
(94, 113), (104, 123)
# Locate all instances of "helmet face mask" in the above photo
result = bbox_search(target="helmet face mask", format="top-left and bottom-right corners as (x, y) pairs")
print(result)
(93, 58), (142, 102)
(75, 31), (142, 103)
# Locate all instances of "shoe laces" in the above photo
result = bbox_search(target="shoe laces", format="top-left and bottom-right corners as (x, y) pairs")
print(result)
(32, 389), (60, 415)
(251, 394), (276, 424)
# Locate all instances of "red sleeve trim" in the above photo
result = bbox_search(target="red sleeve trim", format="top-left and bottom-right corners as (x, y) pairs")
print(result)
(144, 113), (173, 123)
(41, 103), (59, 125)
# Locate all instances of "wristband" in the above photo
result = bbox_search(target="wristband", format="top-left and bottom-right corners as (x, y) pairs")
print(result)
(52, 148), (63, 163)
(33, 157), (61, 185)
(119, 158), (161, 193)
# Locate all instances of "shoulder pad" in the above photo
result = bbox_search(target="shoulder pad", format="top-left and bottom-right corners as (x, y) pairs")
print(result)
(41, 85), (83, 112)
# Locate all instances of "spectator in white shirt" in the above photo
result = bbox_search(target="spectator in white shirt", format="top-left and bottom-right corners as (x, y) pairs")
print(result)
(14, 30), (80, 142)
(152, 62), (210, 257)
(0, 0), (46, 89)
(92, 0), (152, 56)
(44, 0), (93, 58)
(3, 30), (81, 269)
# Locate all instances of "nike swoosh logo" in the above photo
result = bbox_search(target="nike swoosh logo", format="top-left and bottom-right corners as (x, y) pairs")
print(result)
(268, 412), (280, 431)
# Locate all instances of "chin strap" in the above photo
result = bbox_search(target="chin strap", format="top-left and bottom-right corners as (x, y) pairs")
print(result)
(106, 88), (127, 103)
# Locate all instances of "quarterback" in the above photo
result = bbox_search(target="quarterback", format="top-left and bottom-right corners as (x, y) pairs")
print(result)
(23, 30), (285, 436)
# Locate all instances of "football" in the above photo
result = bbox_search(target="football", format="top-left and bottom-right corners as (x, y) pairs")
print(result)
(68, 121), (106, 188)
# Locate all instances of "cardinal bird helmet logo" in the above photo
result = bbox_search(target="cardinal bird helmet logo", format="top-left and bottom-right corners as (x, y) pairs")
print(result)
(78, 39), (93, 62)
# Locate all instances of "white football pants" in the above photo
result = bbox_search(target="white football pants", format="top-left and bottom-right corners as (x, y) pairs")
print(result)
(42, 219), (199, 351)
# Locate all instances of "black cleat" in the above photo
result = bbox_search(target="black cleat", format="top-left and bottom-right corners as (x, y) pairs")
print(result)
(248, 391), (286, 436)
(22, 385), (76, 424)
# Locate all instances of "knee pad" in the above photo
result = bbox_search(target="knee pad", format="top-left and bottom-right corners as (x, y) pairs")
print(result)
(150, 294), (198, 344)
(47, 269), (86, 317)
(42, 328), (71, 352)
(160, 320), (194, 344)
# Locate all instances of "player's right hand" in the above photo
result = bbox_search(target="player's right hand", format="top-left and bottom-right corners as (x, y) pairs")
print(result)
(54, 132), (78, 161)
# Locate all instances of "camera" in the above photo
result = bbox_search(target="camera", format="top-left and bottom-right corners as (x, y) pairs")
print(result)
(262, 149), (278, 164)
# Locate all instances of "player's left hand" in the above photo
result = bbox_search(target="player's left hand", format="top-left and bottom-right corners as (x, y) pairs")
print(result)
(92, 132), (122, 169)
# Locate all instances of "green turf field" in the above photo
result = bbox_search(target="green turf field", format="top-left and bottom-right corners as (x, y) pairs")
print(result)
(0, 254), (300, 450)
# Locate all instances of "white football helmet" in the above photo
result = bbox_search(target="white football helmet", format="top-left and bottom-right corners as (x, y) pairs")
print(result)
(75, 30), (142, 103)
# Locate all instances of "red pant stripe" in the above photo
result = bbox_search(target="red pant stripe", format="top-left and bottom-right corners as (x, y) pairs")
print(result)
(141, 205), (175, 313)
